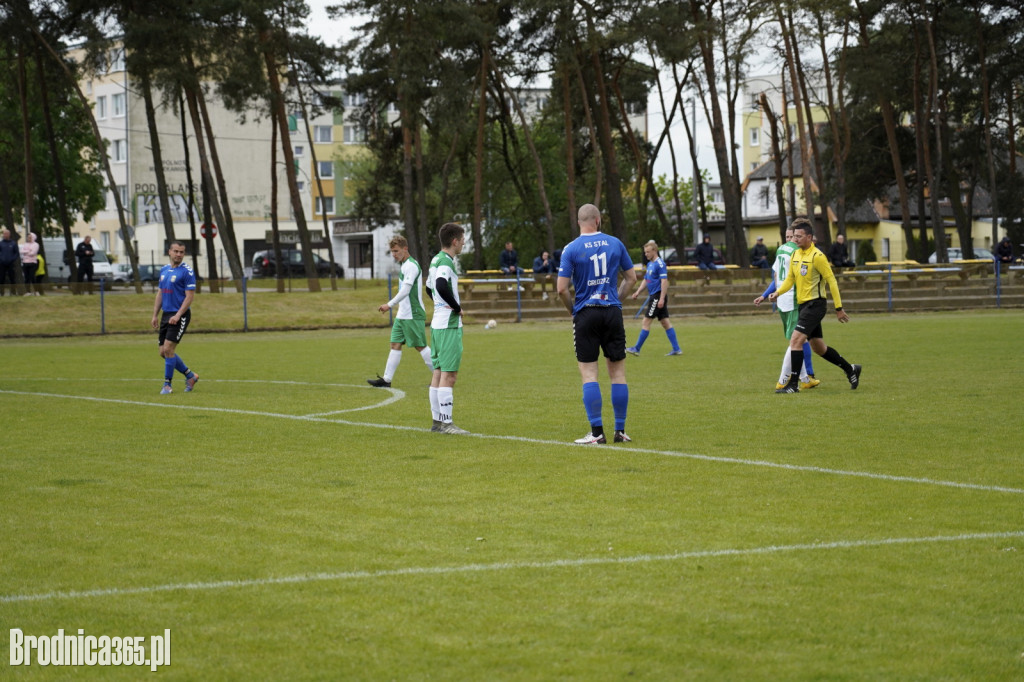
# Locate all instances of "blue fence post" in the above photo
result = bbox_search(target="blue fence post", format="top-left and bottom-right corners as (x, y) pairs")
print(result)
(99, 278), (106, 334)
(515, 270), (522, 323)
(995, 259), (1001, 308)
(887, 265), (893, 311)
(242, 276), (249, 332)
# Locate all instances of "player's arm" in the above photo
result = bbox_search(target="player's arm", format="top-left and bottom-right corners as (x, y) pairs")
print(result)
(381, 277), (413, 312)
(657, 272), (668, 307)
(151, 289), (163, 329)
(817, 253), (849, 321)
(618, 262), (637, 300)
(170, 289), (193, 324)
(754, 280), (777, 306)
(433, 275), (461, 315)
(556, 276), (573, 313)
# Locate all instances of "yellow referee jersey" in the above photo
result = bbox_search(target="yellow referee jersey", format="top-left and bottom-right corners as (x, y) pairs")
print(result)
(775, 245), (843, 309)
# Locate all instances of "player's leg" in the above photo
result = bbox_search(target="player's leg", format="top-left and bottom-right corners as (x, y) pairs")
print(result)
(660, 312), (680, 355)
(605, 306), (630, 442)
(573, 308), (606, 443)
(810, 336), (861, 389)
(434, 328), (467, 433)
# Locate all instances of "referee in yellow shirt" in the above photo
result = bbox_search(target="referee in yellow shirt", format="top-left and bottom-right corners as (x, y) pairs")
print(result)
(769, 218), (862, 393)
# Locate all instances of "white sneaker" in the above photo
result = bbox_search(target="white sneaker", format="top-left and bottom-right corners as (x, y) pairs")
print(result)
(438, 422), (469, 435)
(574, 433), (606, 445)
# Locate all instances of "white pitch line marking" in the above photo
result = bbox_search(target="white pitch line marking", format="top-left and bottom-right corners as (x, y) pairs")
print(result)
(2, 388), (1022, 496)
(2, 530), (1021, 604)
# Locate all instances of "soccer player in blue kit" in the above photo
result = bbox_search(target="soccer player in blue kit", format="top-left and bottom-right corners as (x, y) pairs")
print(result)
(556, 204), (637, 444)
(625, 239), (682, 356)
(151, 241), (199, 394)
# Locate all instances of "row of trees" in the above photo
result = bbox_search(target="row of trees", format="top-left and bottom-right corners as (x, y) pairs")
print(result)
(1, 0), (1022, 279)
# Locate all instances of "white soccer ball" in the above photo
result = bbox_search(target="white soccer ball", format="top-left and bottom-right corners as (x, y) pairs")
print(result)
(485, 319), (497, 329)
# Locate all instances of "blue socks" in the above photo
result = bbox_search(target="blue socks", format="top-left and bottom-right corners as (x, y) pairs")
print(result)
(634, 329), (649, 351)
(164, 354), (192, 385)
(582, 382), (602, 427)
(666, 328), (680, 353)
(802, 341), (814, 376)
(611, 383), (628, 431)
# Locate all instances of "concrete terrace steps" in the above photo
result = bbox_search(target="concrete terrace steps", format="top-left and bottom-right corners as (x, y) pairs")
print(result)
(463, 279), (1024, 321)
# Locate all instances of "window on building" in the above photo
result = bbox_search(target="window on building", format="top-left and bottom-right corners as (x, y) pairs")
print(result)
(108, 48), (126, 72)
(112, 139), (127, 162)
(317, 161), (334, 179)
(314, 125), (332, 143)
(316, 196), (335, 215)
(296, 181), (305, 192)
(750, 127), (759, 146)
(344, 93), (366, 107)
(112, 93), (126, 117)
(294, 145), (304, 157)
(96, 96), (107, 119)
(759, 186), (770, 210)
(343, 125), (366, 144)
(750, 93), (761, 110)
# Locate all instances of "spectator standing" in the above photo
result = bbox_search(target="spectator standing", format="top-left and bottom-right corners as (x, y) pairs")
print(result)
(750, 236), (770, 269)
(0, 228), (21, 296)
(499, 241), (521, 275)
(556, 203), (636, 444)
(694, 234), (718, 270)
(626, 240), (682, 357)
(996, 237), (1013, 265)
(769, 218), (861, 393)
(828, 234), (855, 268)
(367, 236), (432, 389)
(20, 232), (39, 295)
(532, 251), (555, 273)
(75, 235), (95, 283)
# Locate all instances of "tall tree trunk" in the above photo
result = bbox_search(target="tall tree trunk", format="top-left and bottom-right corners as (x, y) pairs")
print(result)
(179, 91), (200, 278)
(562, 63), (578, 239)
(976, 14), (1000, 247)
(140, 70), (176, 251)
(471, 52), (487, 269)
(260, 35), (319, 290)
(761, 94), (788, 238)
(853, 0), (917, 260)
(270, 106), (285, 292)
(491, 62), (555, 253)
(182, 85), (222, 292)
(588, 44), (627, 240)
(414, 125), (429, 260)
(920, 5), (947, 261)
(194, 77), (243, 288)
(30, 25), (138, 292)
(776, 3), (814, 227)
(293, 77), (339, 289)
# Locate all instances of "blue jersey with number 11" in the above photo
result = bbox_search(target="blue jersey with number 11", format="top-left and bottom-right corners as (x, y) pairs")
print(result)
(558, 232), (633, 315)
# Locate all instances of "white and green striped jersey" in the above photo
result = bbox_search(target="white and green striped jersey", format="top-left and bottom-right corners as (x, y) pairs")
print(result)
(772, 242), (798, 312)
(388, 257), (426, 321)
(428, 250), (462, 330)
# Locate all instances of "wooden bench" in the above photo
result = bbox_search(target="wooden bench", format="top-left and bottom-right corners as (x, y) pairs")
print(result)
(459, 277), (535, 300)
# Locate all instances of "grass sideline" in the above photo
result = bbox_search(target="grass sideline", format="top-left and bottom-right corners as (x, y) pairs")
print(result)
(2, 311), (1023, 679)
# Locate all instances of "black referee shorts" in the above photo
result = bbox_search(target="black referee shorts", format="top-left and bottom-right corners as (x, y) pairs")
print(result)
(572, 305), (626, 363)
(794, 298), (826, 339)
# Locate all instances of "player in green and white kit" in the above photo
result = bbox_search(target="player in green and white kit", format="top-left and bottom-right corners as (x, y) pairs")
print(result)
(368, 236), (432, 388)
(426, 223), (469, 434)
(753, 226), (817, 389)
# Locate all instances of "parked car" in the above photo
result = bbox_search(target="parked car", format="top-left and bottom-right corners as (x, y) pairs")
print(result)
(110, 263), (132, 283)
(927, 247), (995, 263)
(136, 264), (161, 283)
(251, 250), (344, 278)
(661, 246), (725, 267)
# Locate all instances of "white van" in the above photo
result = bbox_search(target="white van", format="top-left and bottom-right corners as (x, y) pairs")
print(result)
(41, 237), (116, 282)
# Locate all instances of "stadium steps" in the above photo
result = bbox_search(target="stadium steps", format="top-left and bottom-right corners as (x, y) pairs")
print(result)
(465, 279), (1024, 322)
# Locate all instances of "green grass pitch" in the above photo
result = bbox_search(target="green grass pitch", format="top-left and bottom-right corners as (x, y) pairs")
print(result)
(2, 310), (1022, 679)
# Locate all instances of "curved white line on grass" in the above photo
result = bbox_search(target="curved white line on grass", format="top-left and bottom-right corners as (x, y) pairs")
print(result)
(2, 530), (1021, 604)
(7, 379), (405, 415)
(2, 388), (1022, 496)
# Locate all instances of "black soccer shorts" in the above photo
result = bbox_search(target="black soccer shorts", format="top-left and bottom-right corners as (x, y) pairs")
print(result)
(572, 305), (626, 363)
